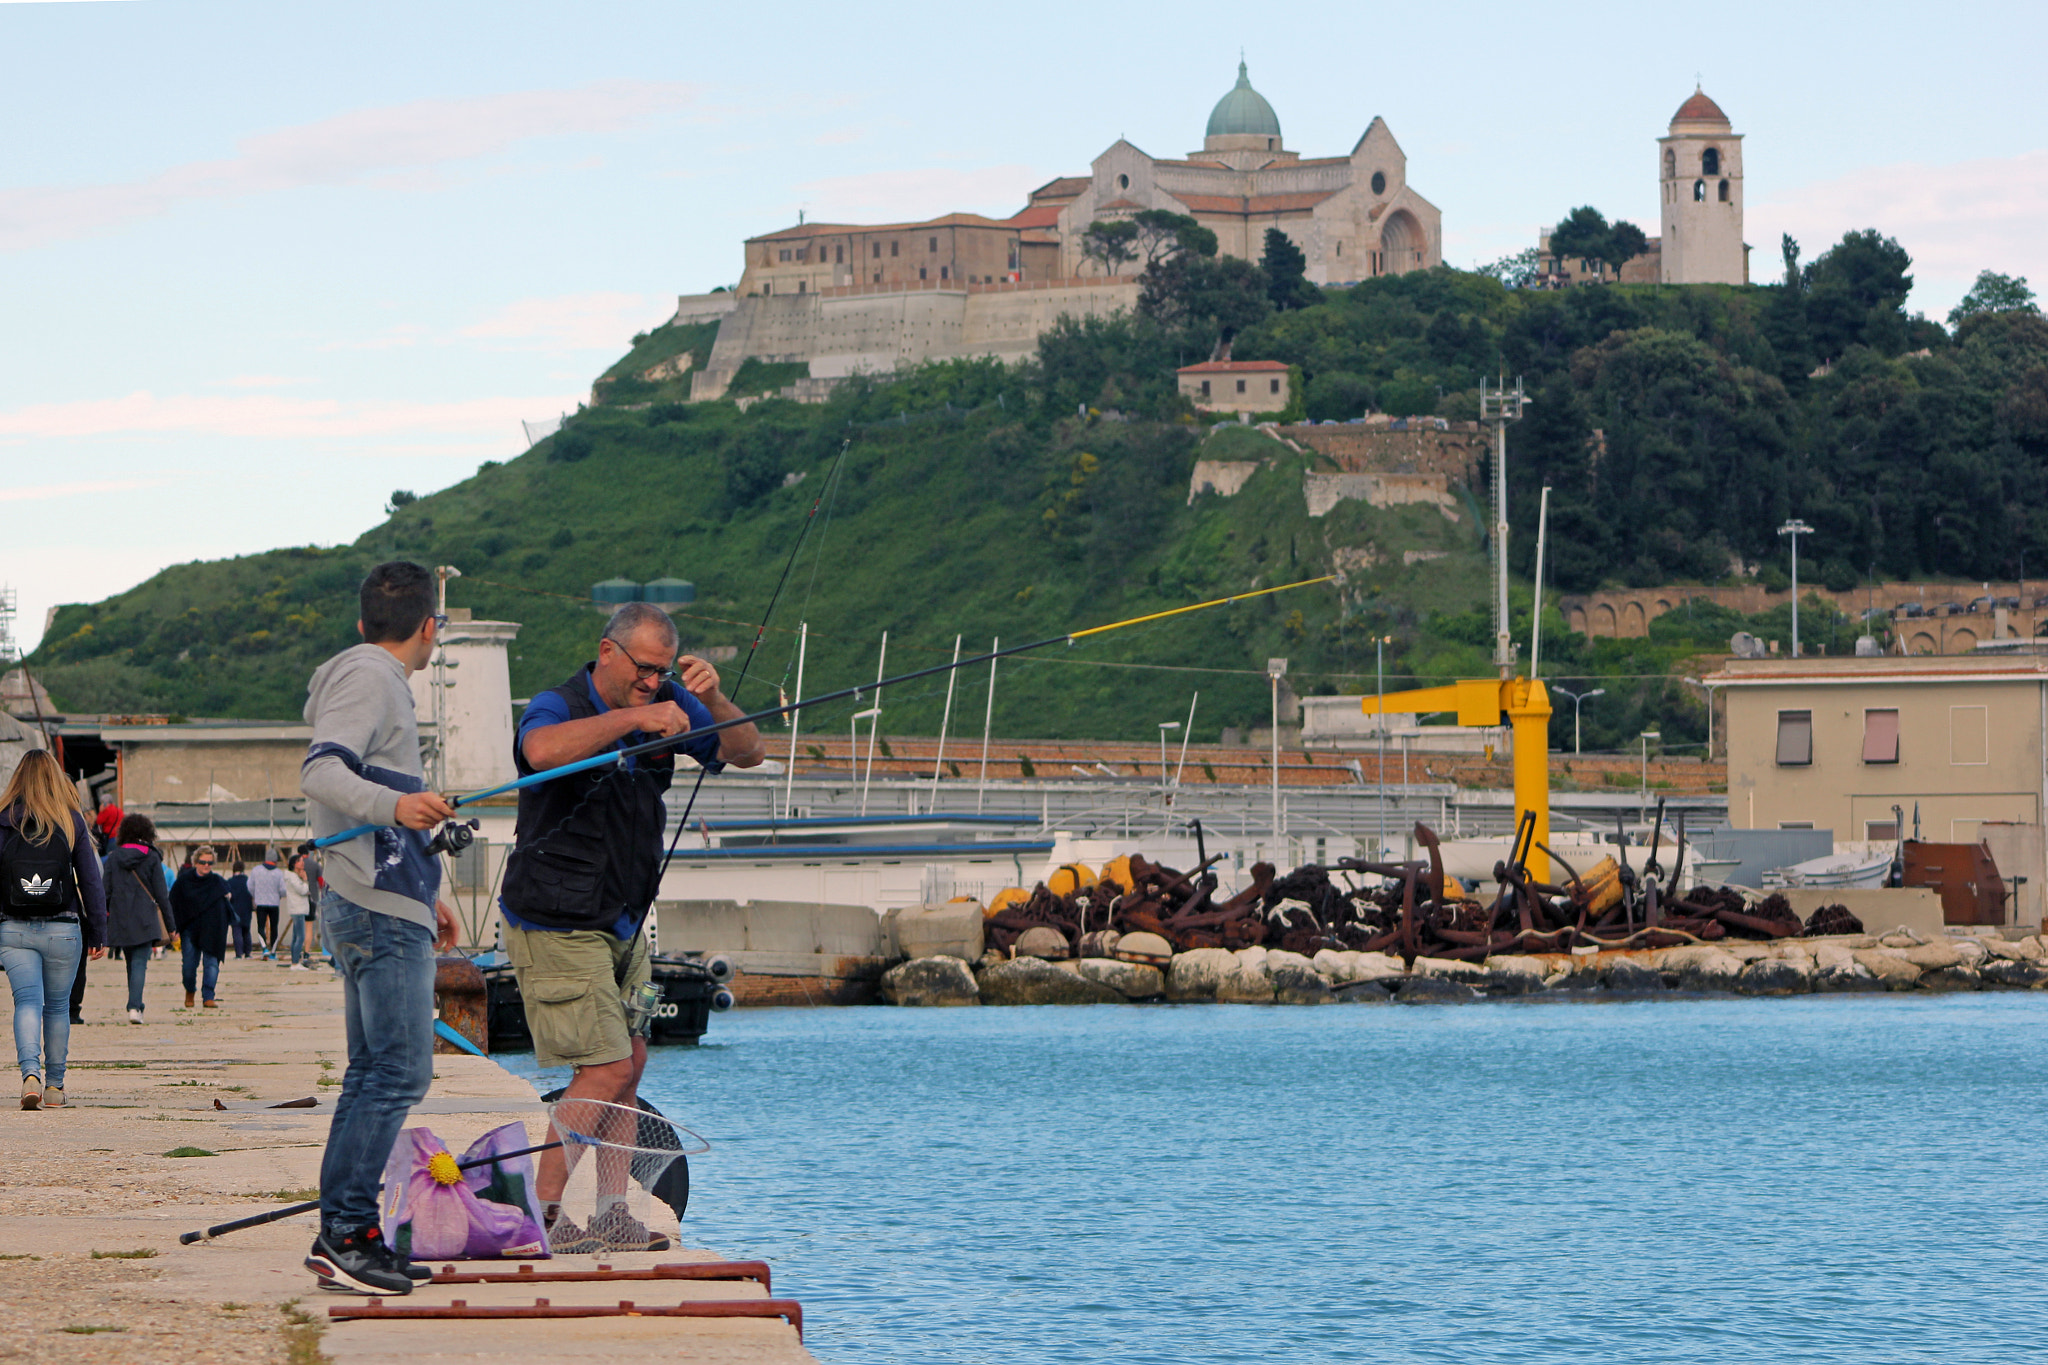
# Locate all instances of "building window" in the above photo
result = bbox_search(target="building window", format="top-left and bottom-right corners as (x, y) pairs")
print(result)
(779, 248), (792, 262)
(1866, 820), (1900, 840)
(1664, 148), (1675, 179)
(1269, 378), (1280, 394)
(1200, 380), (1211, 397)
(1718, 178), (1730, 202)
(836, 245), (844, 263)
(762, 282), (771, 295)
(1863, 709), (1899, 764)
(1703, 147), (1721, 175)
(919, 267), (927, 280)
(872, 242), (881, 259)
(1775, 710), (1813, 766)
(1371, 171), (1386, 195)
(1335, 241), (1343, 257)
(891, 241), (899, 257)
(797, 280), (805, 293)
(929, 237), (938, 252)
(1951, 705), (1988, 765)
(1118, 173), (1130, 190)
(940, 266), (948, 280)
(872, 271), (881, 283)
(1235, 378), (1246, 394)
(1693, 179), (1706, 202)
(1779, 821), (1814, 830)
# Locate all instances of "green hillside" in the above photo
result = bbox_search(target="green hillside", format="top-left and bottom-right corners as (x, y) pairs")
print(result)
(31, 237), (2048, 755)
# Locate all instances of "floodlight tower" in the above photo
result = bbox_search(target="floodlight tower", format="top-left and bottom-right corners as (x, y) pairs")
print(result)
(1480, 377), (1529, 678)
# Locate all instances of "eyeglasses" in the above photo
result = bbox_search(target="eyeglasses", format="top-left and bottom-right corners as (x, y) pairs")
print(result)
(431, 613), (449, 631)
(608, 638), (678, 684)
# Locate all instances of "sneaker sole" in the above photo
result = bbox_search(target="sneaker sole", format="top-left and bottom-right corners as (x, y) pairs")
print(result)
(305, 1252), (411, 1296)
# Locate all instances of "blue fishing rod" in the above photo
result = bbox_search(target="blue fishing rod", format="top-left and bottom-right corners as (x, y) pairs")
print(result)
(301, 575), (1336, 853)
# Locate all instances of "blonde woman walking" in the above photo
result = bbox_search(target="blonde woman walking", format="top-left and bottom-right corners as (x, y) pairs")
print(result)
(0, 751), (107, 1109)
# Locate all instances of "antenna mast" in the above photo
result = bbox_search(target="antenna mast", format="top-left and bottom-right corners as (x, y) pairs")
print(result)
(1480, 377), (1528, 678)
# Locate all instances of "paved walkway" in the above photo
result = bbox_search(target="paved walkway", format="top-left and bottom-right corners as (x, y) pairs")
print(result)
(0, 953), (815, 1364)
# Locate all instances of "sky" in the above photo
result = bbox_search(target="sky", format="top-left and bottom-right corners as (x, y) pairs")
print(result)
(3, 0), (2045, 653)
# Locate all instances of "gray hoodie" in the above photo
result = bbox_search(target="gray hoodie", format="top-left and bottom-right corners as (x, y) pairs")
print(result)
(300, 644), (439, 931)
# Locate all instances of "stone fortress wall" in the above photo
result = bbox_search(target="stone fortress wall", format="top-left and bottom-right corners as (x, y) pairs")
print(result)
(1561, 582), (2045, 654)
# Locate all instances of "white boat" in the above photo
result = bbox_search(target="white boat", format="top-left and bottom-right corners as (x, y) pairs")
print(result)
(1761, 842), (1894, 890)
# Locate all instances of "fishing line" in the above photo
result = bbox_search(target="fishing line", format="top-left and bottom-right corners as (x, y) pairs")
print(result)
(306, 575), (1336, 850)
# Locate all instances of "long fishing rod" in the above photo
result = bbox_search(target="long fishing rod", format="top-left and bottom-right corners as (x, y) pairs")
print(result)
(303, 575), (1337, 851)
(656, 439), (848, 877)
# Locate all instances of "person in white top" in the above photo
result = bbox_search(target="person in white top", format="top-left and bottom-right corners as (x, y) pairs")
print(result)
(279, 854), (313, 970)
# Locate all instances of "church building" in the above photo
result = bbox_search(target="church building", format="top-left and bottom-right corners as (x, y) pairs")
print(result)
(1658, 86), (1747, 285)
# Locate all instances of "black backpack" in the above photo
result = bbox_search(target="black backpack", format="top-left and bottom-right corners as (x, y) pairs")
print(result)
(2, 822), (77, 917)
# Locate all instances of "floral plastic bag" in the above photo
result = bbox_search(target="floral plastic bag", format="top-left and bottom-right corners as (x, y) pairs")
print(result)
(381, 1123), (549, 1261)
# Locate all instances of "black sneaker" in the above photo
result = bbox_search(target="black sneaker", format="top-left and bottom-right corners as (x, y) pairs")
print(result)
(306, 1226), (413, 1296)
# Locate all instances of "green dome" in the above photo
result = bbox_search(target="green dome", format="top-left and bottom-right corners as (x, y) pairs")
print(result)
(1205, 61), (1281, 139)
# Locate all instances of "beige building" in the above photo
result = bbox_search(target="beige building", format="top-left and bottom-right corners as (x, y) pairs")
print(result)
(1659, 87), (1747, 285)
(1179, 358), (1290, 413)
(1709, 655), (2048, 918)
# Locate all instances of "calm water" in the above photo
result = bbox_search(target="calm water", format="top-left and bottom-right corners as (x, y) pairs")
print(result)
(502, 996), (2048, 1364)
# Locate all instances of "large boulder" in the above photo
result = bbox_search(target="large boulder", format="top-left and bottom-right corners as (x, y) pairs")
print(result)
(1919, 965), (1982, 993)
(1073, 958), (1165, 999)
(1013, 926), (1071, 960)
(1664, 946), (1745, 992)
(1980, 958), (2048, 988)
(1166, 948), (1236, 1001)
(1334, 980), (1395, 1003)
(1414, 956), (1490, 984)
(888, 902), (985, 963)
(1270, 961), (1334, 1005)
(1114, 931), (1172, 966)
(978, 956), (1123, 1005)
(1853, 949), (1926, 990)
(1604, 959), (1668, 994)
(880, 956), (981, 1007)
(1394, 975), (1475, 1004)
(1736, 957), (1812, 996)
(1949, 938), (1989, 968)
(1215, 950), (1276, 1004)
(1484, 955), (1551, 996)
(1900, 941), (1965, 971)
(1311, 948), (1355, 979)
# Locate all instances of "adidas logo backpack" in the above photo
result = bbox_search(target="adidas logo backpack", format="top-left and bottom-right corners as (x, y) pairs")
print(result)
(2, 823), (75, 916)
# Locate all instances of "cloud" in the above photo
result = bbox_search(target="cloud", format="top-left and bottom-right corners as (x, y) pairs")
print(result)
(460, 292), (670, 352)
(1752, 148), (2048, 314)
(0, 476), (175, 503)
(0, 391), (577, 442)
(0, 79), (703, 251)
(215, 374), (310, 389)
(789, 164), (1045, 221)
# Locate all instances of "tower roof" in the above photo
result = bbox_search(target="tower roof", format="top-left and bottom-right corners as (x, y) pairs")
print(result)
(1206, 61), (1281, 139)
(1671, 86), (1731, 128)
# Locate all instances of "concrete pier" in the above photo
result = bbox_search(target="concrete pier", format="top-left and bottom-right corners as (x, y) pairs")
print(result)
(0, 956), (814, 1364)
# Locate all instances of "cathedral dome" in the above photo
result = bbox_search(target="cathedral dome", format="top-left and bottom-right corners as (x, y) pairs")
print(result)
(1671, 86), (1730, 128)
(1206, 61), (1281, 139)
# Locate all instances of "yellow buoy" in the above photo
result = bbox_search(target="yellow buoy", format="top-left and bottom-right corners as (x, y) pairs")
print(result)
(986, 887), (1030, 918)
(1099, 854), (1136, 894)
(1047, 863), (1097, 898)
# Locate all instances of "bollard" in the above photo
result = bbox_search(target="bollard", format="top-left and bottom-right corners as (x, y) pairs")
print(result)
(434, 955), (489, 1055)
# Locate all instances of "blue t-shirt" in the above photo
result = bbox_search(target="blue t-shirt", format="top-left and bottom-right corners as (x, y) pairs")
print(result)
(502, 671), (724, 938)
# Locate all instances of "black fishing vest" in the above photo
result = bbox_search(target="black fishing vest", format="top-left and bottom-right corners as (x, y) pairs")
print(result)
(500, 666), (676, 932)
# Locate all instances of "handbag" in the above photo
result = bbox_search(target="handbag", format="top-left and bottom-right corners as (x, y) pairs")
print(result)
(128, 867), (175, 945)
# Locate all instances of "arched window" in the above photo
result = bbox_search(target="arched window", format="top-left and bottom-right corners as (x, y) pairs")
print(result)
(1702, 147), (1721, 175)
(1718, 178), (1730, 202)
(1117, 173), (1129, 190)
(1370, 170), (1386, 195)
(1693, 179), (1706, 202)
(1664, 148), (1675, 180)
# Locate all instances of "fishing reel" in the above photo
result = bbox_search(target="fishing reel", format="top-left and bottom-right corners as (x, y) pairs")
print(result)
(425, 818), (480, 857)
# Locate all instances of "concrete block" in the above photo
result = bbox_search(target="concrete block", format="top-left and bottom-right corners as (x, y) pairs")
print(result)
(885, 902), (985, 963)
(1774, 888), (1945, 941)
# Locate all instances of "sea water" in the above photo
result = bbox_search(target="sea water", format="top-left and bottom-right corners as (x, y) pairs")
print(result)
(501, 996), (2048, 1363)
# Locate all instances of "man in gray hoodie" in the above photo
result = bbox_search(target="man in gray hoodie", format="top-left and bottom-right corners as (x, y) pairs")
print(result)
(299, 561), (457, 1296)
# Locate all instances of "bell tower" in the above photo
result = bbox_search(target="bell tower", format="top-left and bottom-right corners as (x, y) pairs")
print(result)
(1658, 87), (1746, 285)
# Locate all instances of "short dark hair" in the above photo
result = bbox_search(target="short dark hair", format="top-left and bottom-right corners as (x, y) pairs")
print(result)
(116, 813), (156, 845)
(360, 561), (436, 643)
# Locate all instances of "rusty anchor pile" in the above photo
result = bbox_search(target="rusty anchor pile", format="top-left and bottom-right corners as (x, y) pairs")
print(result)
(983, 805), (1860, 966)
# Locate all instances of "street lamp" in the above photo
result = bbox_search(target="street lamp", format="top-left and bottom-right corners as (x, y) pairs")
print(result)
(1157, 721), (1180, 796)
(1639, 730), (1661, 824)
(1267, 658), (1288, 856)
(1778, 519), (1815, 658)
(1551, 685), (1605, 755)
(1372, 635), (1394, 857)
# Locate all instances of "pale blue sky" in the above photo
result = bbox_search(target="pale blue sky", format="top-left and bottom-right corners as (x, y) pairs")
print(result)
(4, 0), (2043, 652)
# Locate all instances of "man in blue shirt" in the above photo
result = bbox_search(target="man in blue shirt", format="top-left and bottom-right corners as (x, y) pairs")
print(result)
(499, 602), (764, 1251)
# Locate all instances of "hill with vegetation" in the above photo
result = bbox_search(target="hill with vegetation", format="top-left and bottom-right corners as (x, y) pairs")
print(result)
(30, 225), (2048, 756)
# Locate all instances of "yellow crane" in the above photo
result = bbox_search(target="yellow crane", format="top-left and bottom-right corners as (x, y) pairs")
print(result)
(1360, 677), (1554, 881)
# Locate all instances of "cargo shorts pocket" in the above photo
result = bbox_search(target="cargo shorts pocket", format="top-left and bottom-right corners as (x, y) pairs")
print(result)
(522, 974), (609, 1067)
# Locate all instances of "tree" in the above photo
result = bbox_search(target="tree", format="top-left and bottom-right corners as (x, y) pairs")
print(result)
(1079, 219), (1139, 276)
(1603, 221), (1649, 278)
(1804, 229), (1912, 360)
(1476, 247), (1541, 289)
(1548, 206), (1611, 274)
(1260, 228), (1318, 310)
(1132, 209), (1216, 267)
(1139, 254), (1271, 351)
(1949, 271), (2040, 327)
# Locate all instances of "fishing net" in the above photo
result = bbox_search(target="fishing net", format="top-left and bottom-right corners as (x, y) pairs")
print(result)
(544, 1096), (708, 1255)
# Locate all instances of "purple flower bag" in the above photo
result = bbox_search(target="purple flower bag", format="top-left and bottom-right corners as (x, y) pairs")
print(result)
(381, 1123), (549, 1261)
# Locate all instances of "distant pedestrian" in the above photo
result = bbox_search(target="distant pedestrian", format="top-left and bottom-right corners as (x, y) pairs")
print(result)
(0, 750), (107, 1110)
(225, 862), (255, 958)
(247, 854), (285, 959)
(280, 853), (312, 970)
(102, 815), (174, 1024)
(170, 846), (230, 1008)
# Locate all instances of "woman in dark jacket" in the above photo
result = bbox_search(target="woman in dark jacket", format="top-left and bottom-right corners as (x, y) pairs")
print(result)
(0, 751), (106, 1109)
(101, 815), (173, 1024)
(169, 845), (230, 1009)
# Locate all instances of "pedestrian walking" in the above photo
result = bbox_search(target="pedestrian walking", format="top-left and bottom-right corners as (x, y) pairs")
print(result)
(225, 862), (255, 958)
(102, 815), (174, 1024)
(280, 853), (312, 969)
(170, 847), (230, 1007)
(247, 854), (285, 959)
(0, 750), (107, 1110)
(299, 560), (458, 1296)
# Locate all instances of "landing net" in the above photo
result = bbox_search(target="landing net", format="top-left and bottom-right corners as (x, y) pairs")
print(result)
(544, 1097), (708, 1255)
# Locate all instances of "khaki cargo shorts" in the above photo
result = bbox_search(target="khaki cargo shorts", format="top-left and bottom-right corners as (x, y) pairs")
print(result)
(501, 924), (651, 1070)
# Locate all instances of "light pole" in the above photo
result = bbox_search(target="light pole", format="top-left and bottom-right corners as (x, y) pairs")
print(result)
(1373, 635), (1393, 857)
(1157, 722), (1180, 797)
(1267, 658), (1288, 857)
(1778, 519), (1814, 657)
(1639, 730), (1661, 824)
(1551, 685), (1605, 755)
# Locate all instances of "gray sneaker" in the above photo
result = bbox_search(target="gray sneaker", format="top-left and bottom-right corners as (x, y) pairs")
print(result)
(592, 1207), (671, 1252)
(544, 1214), (600, 1254)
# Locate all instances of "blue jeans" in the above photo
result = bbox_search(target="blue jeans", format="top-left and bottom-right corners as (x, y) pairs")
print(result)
(0, 918), (83, 1086)
(287, 914), (307, 965)
(318, 890), (435, 1237)
(123, 945), (152, 1012)
(181, 935), (221, 1001)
